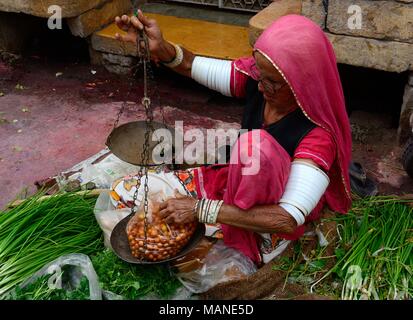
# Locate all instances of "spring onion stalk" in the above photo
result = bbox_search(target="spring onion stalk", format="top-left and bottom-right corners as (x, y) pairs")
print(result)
(0, 192), (104, 297)
(311, 196), (412, 299)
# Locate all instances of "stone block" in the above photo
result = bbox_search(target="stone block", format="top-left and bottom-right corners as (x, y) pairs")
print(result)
(0, 0), (109, 18)
(67, 0), (131, 38)
(248, 0), (301, 46)
(91, 31), (137, 57)
(327, 33), (413, 73)
(327, 0), (413, 44)
(90, 51), (137, 75)
(301, 0), (326, 28)
(102, 52), (136, 66)
(89, 46), (104, 65)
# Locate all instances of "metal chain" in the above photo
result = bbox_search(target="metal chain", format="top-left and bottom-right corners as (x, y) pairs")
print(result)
(128, 29), (152, 256)
(114, 9), (194, 258)
(112, 101), (124, 131)
(138, 35), (190, 197)
(145, 55), (168, 130)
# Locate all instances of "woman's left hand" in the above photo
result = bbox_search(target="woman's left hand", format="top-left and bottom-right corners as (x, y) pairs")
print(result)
(159, 190), (197, 224)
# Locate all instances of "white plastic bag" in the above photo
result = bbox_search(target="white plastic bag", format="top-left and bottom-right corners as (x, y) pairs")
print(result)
(8, 254), (102, 300)
(56, 149), (141, 191)
(94, 190), (130, 249)
(79, 153), (140, 189)
(176, 241), (257, 294)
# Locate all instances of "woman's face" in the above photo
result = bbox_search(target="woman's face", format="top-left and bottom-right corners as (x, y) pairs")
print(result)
(254, 51), (297, 109)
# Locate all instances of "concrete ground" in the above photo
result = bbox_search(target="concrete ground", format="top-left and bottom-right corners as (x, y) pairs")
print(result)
(1, 53), (412, 209)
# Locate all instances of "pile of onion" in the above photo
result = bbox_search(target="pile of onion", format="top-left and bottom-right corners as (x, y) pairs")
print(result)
(126, 205), (197, 262)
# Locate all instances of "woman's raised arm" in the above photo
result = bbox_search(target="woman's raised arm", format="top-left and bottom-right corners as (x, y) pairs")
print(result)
(114, 10), (195, 78)
(114, 10), (234, 96)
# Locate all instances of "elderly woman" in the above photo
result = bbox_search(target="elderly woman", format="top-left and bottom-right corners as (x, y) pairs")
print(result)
(112, 11), (352, 265)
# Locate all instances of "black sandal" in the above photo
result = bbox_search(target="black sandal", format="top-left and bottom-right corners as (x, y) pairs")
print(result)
(349, 161), (367, 183)
(349, 161), (378, 197)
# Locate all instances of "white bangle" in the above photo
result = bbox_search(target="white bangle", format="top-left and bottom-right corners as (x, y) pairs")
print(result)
(207, 200), (219, 224)
(279, 160), (330, 217)
(162, 43), (184, 69)
(191, 56), (232, 97)
(279, 202), (305, 226)
(196, 199), (222, 224)
(215, 200), (224, 223)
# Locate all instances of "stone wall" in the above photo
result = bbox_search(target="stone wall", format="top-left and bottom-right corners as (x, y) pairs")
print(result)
(249, 0), (302, 47)
(250, 0), (413, 73)
(302, 0), (413, 142)
(301, 0), (326, 28)
(0, 0), (132, 53)
(327, 0), (413, 44)
(0, 0), (109, 18)
(67, 0), (132, 37)
(322, 0), (413, 73)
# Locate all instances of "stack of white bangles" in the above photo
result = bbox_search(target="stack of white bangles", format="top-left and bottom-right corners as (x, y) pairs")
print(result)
(194, 199), (224, 224)
(163, 51), (232, 97)
(191, 56), (232, 97)
(279, 160), (330, 226)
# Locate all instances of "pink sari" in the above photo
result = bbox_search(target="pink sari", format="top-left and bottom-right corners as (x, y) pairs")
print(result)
(194, 130), (293, 263)
(195, 15), (352, 264)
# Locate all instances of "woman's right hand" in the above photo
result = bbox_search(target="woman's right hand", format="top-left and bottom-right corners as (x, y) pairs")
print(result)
(114, 10), (170, 62)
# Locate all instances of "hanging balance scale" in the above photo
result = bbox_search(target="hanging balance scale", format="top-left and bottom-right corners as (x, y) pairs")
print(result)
(108, 29), (204, 265)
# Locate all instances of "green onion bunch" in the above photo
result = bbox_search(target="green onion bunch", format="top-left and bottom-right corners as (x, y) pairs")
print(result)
(315, 196), (412, 299)
(0, 192), (104, 297)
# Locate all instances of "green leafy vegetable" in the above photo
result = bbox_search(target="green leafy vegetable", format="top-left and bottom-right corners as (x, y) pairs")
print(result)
(91, 250), (181, 299)
(6, 274), (90, 300)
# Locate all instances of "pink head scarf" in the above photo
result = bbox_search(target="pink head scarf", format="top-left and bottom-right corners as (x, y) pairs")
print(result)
(235, 14), (352, 213)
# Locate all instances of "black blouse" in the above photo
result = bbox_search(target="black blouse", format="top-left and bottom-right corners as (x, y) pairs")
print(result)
(241, 78), (316, 158)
